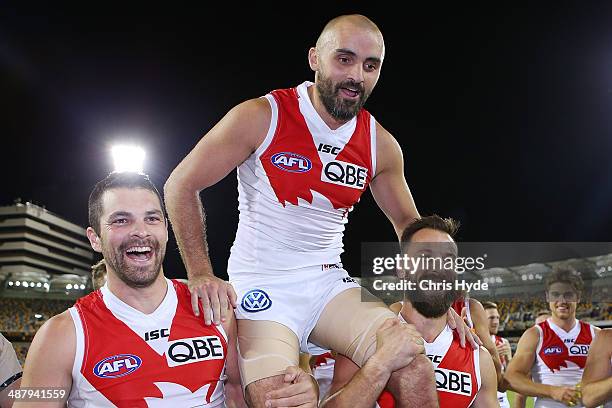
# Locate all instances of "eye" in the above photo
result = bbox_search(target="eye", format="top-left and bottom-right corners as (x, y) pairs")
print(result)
(145, 216), (161, 223)
(339, 56), (351, 64)
(112, 218), (128, 225)
(365, 63), (378, 72)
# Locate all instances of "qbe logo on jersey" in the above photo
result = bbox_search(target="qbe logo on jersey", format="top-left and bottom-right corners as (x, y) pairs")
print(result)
(321, 160), (368, 189)
(241, 289), (272, 312)
(434, 367), (472, 396)
(166, 336), (225, 367)
(271, 152), (312, 173)
(94, 354), (142, 378)
(568, 344), (590, 356)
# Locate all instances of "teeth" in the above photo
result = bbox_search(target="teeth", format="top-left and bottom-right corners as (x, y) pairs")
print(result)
(127, 246), (152, 253)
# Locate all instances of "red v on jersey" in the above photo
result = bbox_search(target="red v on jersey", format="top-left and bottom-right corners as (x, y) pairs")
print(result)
(260, 86), (373, 209)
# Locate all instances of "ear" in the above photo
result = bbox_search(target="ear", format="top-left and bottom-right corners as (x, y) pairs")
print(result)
(86, 227), (103, 253)
(308, 47), (318, 72)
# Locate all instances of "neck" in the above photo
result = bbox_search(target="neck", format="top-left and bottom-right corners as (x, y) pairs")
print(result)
(400, 302), (447, 343)
(307, 83), (351, 130)
(106, 269), (168, 314)
(551, 315), (577, 332)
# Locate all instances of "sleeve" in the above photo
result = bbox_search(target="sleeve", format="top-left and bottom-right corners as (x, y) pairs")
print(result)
(0, 333), (22, 391)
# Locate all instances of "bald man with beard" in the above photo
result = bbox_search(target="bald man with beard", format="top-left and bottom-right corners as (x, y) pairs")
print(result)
(165, 14), (478, 407)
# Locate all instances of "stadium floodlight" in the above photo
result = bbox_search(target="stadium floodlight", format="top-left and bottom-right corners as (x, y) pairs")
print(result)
(80, 284), (85, 290)
(112, 145), (145, 173)
(8, 281), (13, 286)
(44, 283), (49, 289)
(34, 314), (42, 319)
(22, 281), (27, 287)
(15, 281), (20, 286)
(36, 282), (42, 288)
(66, 284), (73, 290)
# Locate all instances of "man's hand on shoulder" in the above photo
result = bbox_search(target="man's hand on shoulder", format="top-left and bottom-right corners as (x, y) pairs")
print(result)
(188, 275), (237, 326)
(265, 366), (318, 408)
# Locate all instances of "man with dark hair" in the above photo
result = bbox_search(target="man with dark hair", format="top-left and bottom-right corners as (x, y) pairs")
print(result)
(328, 215), (498, 407)
(506, 267), (600, 408)
(16, 172), (316, 408)
(483, 301), (513, 408)
(165, 13), (476, 407)
(400, 216), (506, 391)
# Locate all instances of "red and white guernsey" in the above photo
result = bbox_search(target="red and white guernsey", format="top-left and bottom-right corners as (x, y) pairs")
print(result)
(379, 315), (481, 408)
(67, 279), (227, 407)
(228, 81), (376, 276)
(532, 318), (595, 408)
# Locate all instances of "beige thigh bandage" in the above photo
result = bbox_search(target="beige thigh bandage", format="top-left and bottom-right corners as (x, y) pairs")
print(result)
(309, 288), (397, 367)
(237, 319), (300, 387)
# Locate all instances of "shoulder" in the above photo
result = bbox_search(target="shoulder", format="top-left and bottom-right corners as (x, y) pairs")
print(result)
(517, 325), (540, 348)
(34, 310), (76, 346)
(375, 122), (401, 156)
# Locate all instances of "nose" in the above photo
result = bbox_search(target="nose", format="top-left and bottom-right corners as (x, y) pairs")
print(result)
(130, 219), (151, 238)
(348, 63), (365, 84)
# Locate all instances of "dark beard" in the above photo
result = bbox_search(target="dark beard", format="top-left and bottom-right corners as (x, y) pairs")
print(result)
(407, 273), (458, 318)
(316, 74), (369, 121)
(102, 238), (164, 289)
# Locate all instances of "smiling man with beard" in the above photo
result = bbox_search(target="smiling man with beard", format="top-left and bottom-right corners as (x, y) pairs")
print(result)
(15, 172), (316, 408)
(393, 219), (499, 408)
(165, 14), (477, 407)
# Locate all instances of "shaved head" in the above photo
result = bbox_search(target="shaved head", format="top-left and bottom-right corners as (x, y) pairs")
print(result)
(316, 14), (384, 57)
(307, 14), (385, 123)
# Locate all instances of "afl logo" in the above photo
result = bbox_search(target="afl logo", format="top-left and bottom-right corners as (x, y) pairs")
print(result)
(271, 152), (312, 173)
(543, 346), (563, 355)
(93, 354), (142, 378)
(241, 289), (272, 312)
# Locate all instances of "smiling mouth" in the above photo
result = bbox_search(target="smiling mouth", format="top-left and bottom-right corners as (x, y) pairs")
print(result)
(339, 87), (361, 99)
(125, 246), (153, 262)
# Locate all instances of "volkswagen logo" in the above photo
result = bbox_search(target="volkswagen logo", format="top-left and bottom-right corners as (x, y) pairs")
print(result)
(241, 289), (272, 312)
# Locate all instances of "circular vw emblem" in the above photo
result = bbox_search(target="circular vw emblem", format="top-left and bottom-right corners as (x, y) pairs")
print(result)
(241, 289), (272, 312)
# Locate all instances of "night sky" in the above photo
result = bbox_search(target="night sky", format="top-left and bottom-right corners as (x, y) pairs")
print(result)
(2, 4), (612, 280)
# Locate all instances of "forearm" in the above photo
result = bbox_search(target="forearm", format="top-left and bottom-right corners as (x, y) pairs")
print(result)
(164, 181), (213, 278)
(513, 393), (527, 408)
(505, 371), (554, 399)
(324, 357), (391, 408)
(582, 376), (612, 408)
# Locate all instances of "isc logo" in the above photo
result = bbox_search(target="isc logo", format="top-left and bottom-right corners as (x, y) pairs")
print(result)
(544, 346), (564, 355)
(271, 152), (312, 173)
(94, 354), (142, 378)
(322, 160), (367, 189)
(434, 367), (472, 396)
(569, 344), (589, 356)
(166, 336), (224, 367)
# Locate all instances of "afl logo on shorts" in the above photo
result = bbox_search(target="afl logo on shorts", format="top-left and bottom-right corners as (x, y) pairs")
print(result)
(93, 354), (142, 378)
(271, 152), (312, 173)
(241, 289), (272, 312)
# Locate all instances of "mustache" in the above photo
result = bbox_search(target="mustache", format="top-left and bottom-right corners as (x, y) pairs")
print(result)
(335, 80), (365, 94)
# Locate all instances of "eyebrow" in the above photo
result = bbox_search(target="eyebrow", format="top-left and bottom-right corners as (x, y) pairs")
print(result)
(107, 211), (132, 220)
(107, 209), (163, 219)
(145, 209), (164, 217)
(334, 48), (382, 64)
